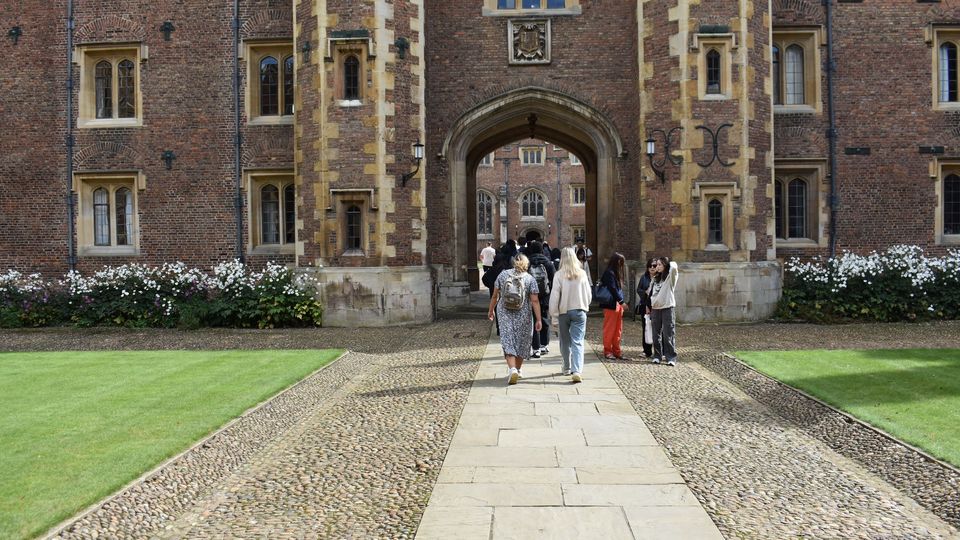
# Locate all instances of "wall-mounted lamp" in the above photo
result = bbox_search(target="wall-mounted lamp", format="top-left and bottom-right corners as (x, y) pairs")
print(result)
(8, 26), (22, 45)
(399, 141), (424, 187)
(645, 127), (683, 183)
(301, 40), (312, 62)
(161, 150), (176, 170)
(160, 21), (175, 41)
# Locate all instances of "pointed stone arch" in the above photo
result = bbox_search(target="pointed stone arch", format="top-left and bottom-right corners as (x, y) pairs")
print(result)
(441, 86), (625, 283)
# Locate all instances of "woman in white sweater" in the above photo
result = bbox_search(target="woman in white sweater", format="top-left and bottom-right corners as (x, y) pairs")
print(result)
(648, 257), (680, 366)
(549, 247), (593, 382)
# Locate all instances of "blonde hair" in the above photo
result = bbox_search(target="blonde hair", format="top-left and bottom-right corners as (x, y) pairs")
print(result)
(560, 247), (585, 280)
(513, 253), (530, 273)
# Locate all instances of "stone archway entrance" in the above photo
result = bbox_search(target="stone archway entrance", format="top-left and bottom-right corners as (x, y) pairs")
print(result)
(441, 87), (624, 288)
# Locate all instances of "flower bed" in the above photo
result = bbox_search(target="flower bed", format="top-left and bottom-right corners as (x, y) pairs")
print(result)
(0, 261), (323, 329)
(778, 245), (960, 323)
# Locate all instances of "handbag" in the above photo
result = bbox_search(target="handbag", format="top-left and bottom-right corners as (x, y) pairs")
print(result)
(644, 314), (654, 344)
(594, 280), (614, 305)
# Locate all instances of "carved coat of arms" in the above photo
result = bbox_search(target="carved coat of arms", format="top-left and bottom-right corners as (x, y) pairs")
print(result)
(509, 20), (550, 65)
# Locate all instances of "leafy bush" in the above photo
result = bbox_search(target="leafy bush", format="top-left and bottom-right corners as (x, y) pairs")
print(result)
(777, 245), (960, 323)
(0, 262), (323, 329)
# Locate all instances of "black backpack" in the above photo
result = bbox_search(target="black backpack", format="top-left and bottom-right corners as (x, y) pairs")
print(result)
(529, 263), (550, 297)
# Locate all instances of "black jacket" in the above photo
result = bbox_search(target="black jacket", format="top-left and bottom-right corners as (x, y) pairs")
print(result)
(599, 268), (625, 310)
(526, 253), (556, 304)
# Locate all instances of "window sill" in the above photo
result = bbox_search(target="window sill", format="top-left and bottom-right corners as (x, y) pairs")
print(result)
(571, 202), (585, 207)
(937, 234), (960, 245)
(482, 7), (582, 16)
(704, 244), (729, 252)
(337, 99), (363, 108)
(248, 115), (294, 126)
(342, 249), (366, 257)
(700, 93), (732, 101)
(77, 118), (142, 129)
(79, 246), (139, 257)
(520, 216), (546, 222)
(774, 104), (817, 115)
(776, 238), (819, 248)
(250, 244), (295, 256)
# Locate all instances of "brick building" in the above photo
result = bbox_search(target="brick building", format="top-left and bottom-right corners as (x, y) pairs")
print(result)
(1, 0), (958, 325)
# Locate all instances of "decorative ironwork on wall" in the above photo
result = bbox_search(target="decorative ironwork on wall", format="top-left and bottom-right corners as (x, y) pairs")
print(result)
(509, 19), (550, 65)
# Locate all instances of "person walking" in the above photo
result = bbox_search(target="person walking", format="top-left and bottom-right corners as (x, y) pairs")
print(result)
(636, 258), (656, 359)
(648, 257), (680, 366)
(479, 241), (497, 274)
(549, 247), (592, 382)
(488, 253), (543, 385)
(526, 240), (555, 358)
(598, 252), (627, 360)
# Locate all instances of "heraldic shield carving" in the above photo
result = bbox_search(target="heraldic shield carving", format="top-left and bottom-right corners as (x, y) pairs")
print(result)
(508, 19), (550, 64)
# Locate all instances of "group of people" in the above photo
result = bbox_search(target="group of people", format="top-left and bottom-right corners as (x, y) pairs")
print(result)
(481, 239), (679, 385)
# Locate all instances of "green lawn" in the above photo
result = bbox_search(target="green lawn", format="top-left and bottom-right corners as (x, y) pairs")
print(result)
(0, 349), (342, 540)
(735, 349), (960, 468)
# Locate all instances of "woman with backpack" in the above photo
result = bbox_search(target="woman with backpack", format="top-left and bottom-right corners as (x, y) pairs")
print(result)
(525, 240), (555, 358)
(598, 252), (627, 360)
(487, 253), (543, 385)
(648, 256), (680, 366)
(548, 247), (593, 382)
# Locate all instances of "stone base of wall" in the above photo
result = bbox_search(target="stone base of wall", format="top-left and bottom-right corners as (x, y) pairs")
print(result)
(302, 266), (433, 327)
(437, 281), (471, 309)
(674, 262), (782, 323)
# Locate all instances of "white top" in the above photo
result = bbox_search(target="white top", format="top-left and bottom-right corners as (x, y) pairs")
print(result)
(548, 271), (593, 321)
(649, 261), (680, 309)
(480, 246), (496, 266)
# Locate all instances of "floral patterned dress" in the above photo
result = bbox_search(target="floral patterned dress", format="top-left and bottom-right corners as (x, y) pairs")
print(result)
(495, 269), (540, 358)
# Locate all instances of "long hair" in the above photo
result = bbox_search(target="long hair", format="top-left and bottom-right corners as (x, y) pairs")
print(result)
(605, 252), (626, 288)
(513, 253), (530, 273)
(560, 247), (585, 280)
(653, 256), (671, 283)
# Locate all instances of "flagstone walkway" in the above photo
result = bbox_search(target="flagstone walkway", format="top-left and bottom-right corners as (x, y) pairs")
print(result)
(415, 334), (722, 540)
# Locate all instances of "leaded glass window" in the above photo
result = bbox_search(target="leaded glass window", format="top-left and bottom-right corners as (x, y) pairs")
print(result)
(260, 56), (279, 116)
(706, 49), (722, 94)
(95, 61), (112, 119)
(115, 188), (133, 246)
(117, 59), (136, 118)
(775, 180), (785, 239)
(941, 43), (958, 103)
(945, 174), (960, 235)
(346, 205), (362, 250)
(478, 191), (494, 235)
(521, 191), (544, 217)
(344, 56), (360, 100)
(284, 184), (296, 244)
(284, 56), (295, 115)
(785, 45), (804, 105)
(93, 188), (110, 246)
(772, 46), (781, 105)
(707, 199), (723, 244)
(261, 185), (280, 244)
(788, 178), (807, 239)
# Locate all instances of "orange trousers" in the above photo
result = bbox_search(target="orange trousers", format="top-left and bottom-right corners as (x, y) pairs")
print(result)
(602, 303), (624, 358)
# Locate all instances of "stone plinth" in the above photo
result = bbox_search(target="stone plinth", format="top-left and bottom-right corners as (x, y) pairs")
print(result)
(302, 266), (433, 327)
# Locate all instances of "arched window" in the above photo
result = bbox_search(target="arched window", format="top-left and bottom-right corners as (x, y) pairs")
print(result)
(260, 56), (279, 116)
(344, 55), (360, 100)
(775, 180), (785, 239)
(477, 191), (494, 235)
(117, 59), (136, 118)
(941, 43), (958, 103)
(284, 184), (296, 244)
(706, 49), (722, 94)
(93, 188), (110, 246)
(115, 188), (133, 246)
(346, 205), (362, 250)
(95, 60), (113, 119)
(521, 190), (544, 217)
(707, 199), (723, 245)
(284, 55), (295, 115)
(785, 45), (804, 105)
(945, 174), (960, 235)
(261, 185), (280, 244)
(772, 45), (781, 105)
(788, 178), (807, 239)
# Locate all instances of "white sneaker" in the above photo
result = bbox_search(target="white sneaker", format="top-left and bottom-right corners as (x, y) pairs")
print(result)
(651, 357), (661, 364)
(540, 347), (549, 354)
(667, 359), (677, 367)
(562, 369), (571, 376)
(571, 373), (583, 383)
(517, 368), (524, 379)
(507, 368), (519, 385)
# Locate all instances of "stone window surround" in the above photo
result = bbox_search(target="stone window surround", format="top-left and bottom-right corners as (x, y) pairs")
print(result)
(691, 33), (736, 101)
(692, 183), (736, 251)
(74, 171), (144, 257)
(329, 189), (373, 256)
(326, 38), (372, 108)
(931, 159), (960, 245)
(243, 41), (295, 125)
(518, 188), (547, 218)
(520, 145), (544, 166)
(245, 170), (296, 255)
(570, 184), (585, 206)
(772, 27), (824, 114)
(481, 0), (581, 16)
(477, 189), (496, 236)
(930, 26), (960, 111)
(76, 43), (145, 129)
(772, 159), (828, 249)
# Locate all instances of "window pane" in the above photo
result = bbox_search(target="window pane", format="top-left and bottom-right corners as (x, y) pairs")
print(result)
(95, 61), (112, 119)
(284, 56), (295, 115)
(546, 0), (565, 7)
(788, 178), (807, 239)
(772, 46), (781, 105)
(115, 188), (133, 246)
(261, 185), (280, 244)
(946, 174), (960, 235)
(284, 184), (296, 244)
(344, 56), (360, 100)
(346, 205), (362, 250)
(708, 199), (723, 244)
(706, 49), (721, 94)
(260, 56), (279, 116)
(478, 192), (493, 235)
(785, 45), (804, 105)
(117, 60), (136, 118)
(497, 0), (516, 7)
(775, 180), (784, 239)
(941, 43), (958, 103)
(93, 188), (110, 246)
(522, 0), (540, 7)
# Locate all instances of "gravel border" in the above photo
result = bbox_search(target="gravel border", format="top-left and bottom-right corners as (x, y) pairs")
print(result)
(699, 351), (960, 529)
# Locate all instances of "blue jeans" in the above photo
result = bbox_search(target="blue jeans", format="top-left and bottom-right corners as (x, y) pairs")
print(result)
(559, 309), (587, 374)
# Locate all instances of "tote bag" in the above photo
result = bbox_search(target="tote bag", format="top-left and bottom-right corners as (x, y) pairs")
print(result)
(594, 281), (614, 305)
